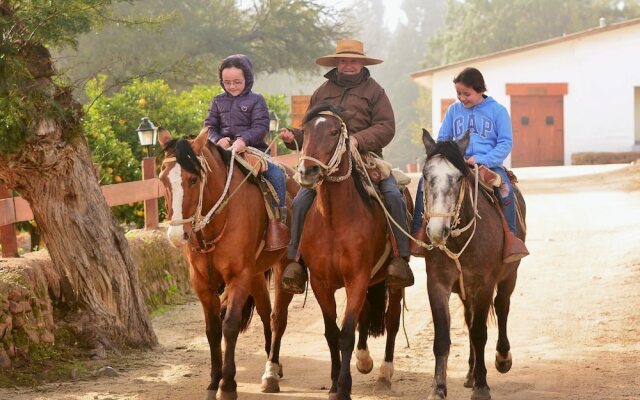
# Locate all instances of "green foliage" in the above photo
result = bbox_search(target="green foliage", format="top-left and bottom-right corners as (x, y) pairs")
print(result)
(55, 0), (352, 90)
(0, 0), (125, 155)
(427, 0), (640, 66)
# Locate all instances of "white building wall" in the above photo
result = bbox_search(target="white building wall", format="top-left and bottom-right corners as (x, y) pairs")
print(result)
(422, 23), (640, 165)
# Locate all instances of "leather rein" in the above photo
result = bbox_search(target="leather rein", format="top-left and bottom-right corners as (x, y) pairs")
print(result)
(296, 111), (352, 187)
(421, 164), (480, 300)
(162, 149), (237, 253)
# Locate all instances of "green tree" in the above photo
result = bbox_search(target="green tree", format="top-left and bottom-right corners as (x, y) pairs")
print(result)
(427, 0), (640, 66)
(376, 0), (447, 168)
(55, 0), (353, 90)
(1, 0), (157, 352)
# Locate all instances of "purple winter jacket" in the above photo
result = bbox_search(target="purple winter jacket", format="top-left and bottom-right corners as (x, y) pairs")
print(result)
(203, 55), (269, 151)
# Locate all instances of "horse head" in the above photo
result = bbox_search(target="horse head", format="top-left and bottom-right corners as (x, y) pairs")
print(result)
(297, 103), (350, 188)
(420, 128), (471, 246)
(158, 127), (210, 247)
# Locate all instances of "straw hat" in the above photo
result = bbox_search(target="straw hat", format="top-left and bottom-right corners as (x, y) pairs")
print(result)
(315, 39), (383, 67)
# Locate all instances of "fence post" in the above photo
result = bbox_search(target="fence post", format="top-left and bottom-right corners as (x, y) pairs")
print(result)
(0, 184), (19, 258)
(142, 157), (159, 229)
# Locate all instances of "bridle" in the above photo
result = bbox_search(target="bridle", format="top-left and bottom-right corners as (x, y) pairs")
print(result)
(422, 162), (480, 300)
(162, 149), (237, 253)
(296, 111), (352, 186)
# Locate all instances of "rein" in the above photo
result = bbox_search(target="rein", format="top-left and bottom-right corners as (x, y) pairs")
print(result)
(420, 165), (480, 300)
(162, 148), (237, 253)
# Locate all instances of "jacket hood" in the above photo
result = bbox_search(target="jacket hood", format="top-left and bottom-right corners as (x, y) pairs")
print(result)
(219, 54), (254, 96)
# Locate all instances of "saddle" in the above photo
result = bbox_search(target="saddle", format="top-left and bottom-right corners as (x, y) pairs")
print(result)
(474, 165), (525, 234)
(214, 145), (283, 219)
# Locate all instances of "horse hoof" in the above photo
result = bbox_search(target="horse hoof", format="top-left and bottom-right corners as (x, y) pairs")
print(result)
(261, 377), (280, 393)
(355, 348), (374, 374)
(427, 390), (446, 400)
(328, 394), (351, 400)
(356, 359), (374, 374)
(215, 388), (238, 400)
(375, 377), (392, 391)
(463, 371), (474, 388)
(495, 351), (512, 374)
(205, 389), (217, 400)
(471, 386), (491, 400)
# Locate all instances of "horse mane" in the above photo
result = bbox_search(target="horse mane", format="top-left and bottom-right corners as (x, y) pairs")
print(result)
(302, 102), (342, 124)
(428, 140), (470, 177)
(166, 137), (204, 176)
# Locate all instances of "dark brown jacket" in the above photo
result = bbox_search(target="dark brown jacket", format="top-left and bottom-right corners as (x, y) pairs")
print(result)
(285, 68), (395, 156)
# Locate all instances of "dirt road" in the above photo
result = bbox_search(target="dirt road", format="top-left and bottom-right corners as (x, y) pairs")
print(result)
(2, 164), (639, 400)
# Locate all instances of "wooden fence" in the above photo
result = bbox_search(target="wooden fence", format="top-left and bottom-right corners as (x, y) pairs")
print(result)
(0, 154), (299, 258)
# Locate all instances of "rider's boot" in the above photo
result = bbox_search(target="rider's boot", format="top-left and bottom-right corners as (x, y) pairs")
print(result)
(499, 209), (529, 264)
(282, 259), (307, 294)
(386, 256), (414, 289)
(265, 207), (290, 251)
(503, 231), (529, 264)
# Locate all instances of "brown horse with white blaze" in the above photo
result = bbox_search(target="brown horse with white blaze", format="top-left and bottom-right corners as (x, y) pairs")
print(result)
(416, 129), (526, 400)
(158, 128), (297, 400)
(297, 103), (405, 400)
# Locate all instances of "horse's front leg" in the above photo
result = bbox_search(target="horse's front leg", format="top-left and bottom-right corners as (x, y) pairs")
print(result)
(310, 279), (341, 398)
(494, 269), (517, 375)
(334, 277), (369, 400)
(250, 272), (273, 356)
(469, 289), (494, 400)
(355, 291), (373, 375)
(262, 259), (294, 393)
(377, 286), (403, 390)
(188, 256), (223, 392)
(217, 277), (251, 400)
(427, 280), (452, 400)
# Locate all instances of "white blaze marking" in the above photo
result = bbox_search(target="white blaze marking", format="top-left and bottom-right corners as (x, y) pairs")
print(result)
(313, 116), (327, 129)
(427, 158), (461, 239)
(167, 164), (186, 245)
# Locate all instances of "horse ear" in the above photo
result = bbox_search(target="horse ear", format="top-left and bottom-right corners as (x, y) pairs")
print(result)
(192, 128), (209, 154)
(158, 127), (172, 147)
(422, 128), (436, 153)
(457, 129), (471, 154)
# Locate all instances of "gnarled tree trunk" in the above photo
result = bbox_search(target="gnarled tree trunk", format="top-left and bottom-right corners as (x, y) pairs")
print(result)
(0, 2), (157, 350)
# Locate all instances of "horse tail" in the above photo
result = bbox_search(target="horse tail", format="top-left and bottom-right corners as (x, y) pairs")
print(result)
(218, 289), (255, 333)
(366, 281), (388, 338)
(239, 295), (255, 333)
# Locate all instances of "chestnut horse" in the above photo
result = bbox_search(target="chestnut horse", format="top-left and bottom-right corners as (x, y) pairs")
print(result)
(416, 129), (526, 400)
(158, 128), (297, 400)
(296, 104), (406, 399)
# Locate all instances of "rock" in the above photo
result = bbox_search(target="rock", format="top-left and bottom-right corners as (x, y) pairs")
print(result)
(40, 331), (55, 343)
(95, 366), (120, 378)
(0, 348), (11, 369)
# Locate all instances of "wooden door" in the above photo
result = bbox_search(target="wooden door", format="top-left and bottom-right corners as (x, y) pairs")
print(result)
(291, 95), (311, 128)
(510, 95), (564, 167)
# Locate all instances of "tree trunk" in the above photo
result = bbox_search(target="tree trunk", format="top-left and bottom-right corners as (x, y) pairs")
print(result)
(0, 6), (157, 349)
(1, 135), (157, 350)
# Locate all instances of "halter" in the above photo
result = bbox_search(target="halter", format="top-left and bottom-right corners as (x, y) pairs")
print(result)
(297, 111), (352, 186)
(162, 148), (237, 252)
(421, 164), (480, 300)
